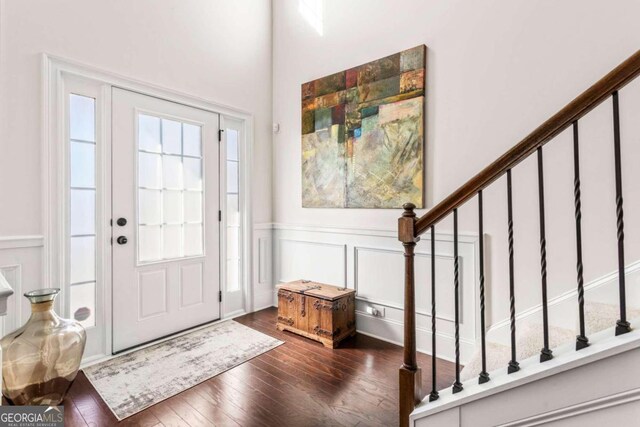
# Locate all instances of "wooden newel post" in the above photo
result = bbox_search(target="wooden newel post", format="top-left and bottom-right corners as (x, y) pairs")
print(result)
(398, 203), (422, 427)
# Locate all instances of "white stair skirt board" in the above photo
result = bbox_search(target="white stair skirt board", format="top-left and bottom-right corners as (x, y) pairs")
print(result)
(83, 320), (283, 420)
(410, 315), (640, 425)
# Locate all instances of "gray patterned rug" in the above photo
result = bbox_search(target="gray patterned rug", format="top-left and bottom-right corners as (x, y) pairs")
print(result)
(83, 320), (283, 420)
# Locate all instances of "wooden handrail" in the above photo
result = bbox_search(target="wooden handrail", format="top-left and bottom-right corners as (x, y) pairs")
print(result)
(415, 49), (640, 237)
(399, 49), (640, 427)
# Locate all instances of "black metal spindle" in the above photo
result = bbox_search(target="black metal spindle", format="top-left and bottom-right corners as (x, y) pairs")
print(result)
(478, 191), (490, 384)
(612, 91), (631, 336)
(429, 226), (439, 402)
(537, 147), (553, 362)
(573, 122), (590, 350)
(452, 209), (463, 393)
(507, 170), (520, 374)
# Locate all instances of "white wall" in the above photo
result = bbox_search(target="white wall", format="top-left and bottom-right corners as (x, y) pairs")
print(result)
(1, 0), (272, 234)
(0, 0), (272, 324)
(272, 0), (640, 331)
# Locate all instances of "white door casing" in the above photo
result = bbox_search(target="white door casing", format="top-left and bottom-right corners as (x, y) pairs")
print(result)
(111, 88), (221, 353)
(45, 57), (253, 360)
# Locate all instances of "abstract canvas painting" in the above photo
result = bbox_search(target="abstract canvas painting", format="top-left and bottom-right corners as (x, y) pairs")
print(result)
(302, 45), (425, 208)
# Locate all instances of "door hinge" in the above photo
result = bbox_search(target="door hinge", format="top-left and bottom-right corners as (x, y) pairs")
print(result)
(218, 210), (222, 222)
(218, 129), (224, 142)
(219, 291), (222, 302)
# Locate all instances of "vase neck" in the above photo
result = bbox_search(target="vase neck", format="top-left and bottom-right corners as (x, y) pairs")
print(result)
(24, 289), (60, 321)
(31, 301), (54, 313)
(28, 301), (60, 321)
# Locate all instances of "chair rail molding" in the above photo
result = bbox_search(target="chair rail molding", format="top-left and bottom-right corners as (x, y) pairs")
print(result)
(0, 235), (44, 250)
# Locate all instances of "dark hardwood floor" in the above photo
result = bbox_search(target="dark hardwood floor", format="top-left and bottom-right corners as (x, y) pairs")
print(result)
(63, 307), (456, 426)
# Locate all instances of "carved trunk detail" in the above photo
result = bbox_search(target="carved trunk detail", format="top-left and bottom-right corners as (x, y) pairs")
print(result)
(278, 289), (295, 302)
(276, 280), (356, 348)
(277, 315), (294, 326)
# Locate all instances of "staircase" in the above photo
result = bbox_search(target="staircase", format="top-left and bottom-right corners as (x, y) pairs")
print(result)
(397, 50), (640, 426)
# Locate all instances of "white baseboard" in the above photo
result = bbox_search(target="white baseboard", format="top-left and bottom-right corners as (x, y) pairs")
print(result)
(356, 310), (466, 364)
(253, 288), (277, 312)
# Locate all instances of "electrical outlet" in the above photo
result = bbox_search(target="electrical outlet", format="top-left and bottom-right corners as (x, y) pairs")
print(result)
(365, 304), (385, 318)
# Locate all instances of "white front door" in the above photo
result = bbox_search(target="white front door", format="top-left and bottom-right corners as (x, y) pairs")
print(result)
(111, 88), (220, 353)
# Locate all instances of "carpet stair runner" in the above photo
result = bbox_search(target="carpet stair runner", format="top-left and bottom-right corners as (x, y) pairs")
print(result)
(460, 301), (640, 382)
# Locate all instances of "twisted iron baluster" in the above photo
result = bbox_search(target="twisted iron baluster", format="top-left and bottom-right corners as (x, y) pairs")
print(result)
(612, 91), (631, 336)
(537, 147), (553, 362)
(507, 170), (520, 374)
(573, 122), (589, 350)
(478, 191), (490, 384)
(452, 209), (463, 393)
(429, 226), (439, 401)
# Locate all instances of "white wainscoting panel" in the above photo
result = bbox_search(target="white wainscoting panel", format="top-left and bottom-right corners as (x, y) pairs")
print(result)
(264, 223), (479, 364)
(0, 236), (44, 337)
(0, 265), (21, 336)
(252, 225), (275, 311)
(354, 247), (456, 321)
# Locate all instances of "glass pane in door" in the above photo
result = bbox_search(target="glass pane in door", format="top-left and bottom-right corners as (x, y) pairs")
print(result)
(137, 114), (204, 263)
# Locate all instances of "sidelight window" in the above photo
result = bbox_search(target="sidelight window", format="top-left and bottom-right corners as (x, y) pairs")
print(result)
(226, 128), (241, 292)
(68, 94), (97, 328)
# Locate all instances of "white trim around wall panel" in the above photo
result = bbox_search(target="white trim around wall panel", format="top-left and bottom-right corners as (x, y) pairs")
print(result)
(257, 237), (271, 285)
(252, 225), (275, 312)
(0, 264), (22, 335)
(353, 246), (458, 323)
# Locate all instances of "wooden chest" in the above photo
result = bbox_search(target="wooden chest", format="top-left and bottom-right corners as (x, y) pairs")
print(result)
(276, 280), (356, 348)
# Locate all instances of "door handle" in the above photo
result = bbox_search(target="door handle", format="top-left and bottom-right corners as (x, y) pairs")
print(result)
(117, 236), (128, 245)
(116, 218), (127, 226)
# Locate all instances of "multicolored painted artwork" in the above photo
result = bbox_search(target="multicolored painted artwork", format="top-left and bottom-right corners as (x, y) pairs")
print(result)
(302, 45), (425, 208)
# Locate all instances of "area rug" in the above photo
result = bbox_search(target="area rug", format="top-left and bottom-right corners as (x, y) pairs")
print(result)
(83, 320), (283, 420)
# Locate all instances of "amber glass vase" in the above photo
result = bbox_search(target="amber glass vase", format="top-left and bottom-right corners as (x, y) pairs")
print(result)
(1, 288), (86, 405)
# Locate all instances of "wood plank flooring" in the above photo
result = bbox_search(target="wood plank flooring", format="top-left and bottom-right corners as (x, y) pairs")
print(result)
(62, 307), (456, 426)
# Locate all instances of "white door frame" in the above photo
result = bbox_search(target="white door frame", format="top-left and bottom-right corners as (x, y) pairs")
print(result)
(42, 54), (254, 363)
